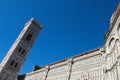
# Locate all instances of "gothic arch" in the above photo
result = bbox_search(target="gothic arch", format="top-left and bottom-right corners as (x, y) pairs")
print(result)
(108, 37), (115, 52)
(81, 70), (89, 80)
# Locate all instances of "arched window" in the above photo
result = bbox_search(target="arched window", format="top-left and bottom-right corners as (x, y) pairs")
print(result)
(81, 71), (88, 80)
(18, 47), (22, 52)
(109, 38), (115, 51)
(22, 49), (25, 54)
(10, 60), (15, 66)
(18, 47), (26, 55)
(26, 33), (32, 41)
(14, 62), (18, 68)
(10, 60), (19, 69)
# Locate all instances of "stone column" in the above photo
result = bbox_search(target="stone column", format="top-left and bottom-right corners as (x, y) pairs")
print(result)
(99, 47), (106, 80)
(67, 58), (73, 80)
(115, 39), (120, 80)
(43, 66), (49, 80)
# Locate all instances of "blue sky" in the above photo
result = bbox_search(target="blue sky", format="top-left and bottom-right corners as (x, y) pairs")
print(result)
(0, 0), (119, 74)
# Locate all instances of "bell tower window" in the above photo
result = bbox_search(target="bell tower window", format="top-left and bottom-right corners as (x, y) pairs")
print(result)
(22, 49), (25, 54)
(10, 60), (15, 66)
(26, 33), (32, 41)
(14, 62), (18, 68)
(10, 60), (19, 69)
(18, 47), (22, 52)
(18, 47), (26, 55)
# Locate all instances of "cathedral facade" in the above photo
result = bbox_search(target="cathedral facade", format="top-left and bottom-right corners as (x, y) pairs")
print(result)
(18, 2), (120, 80)
(0, 2), (120, 80)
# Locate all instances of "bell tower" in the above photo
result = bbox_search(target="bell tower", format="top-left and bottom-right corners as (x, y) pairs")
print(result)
(0, 18), (42, 80)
